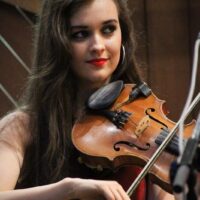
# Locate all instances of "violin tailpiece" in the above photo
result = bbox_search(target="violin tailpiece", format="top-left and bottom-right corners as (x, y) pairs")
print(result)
(155, 128), (186, 156)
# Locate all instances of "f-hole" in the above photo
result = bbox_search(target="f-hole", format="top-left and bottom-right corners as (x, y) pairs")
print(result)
(145, 108), (168, 129)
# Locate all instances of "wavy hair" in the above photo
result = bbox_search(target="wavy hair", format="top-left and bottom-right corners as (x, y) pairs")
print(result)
(18, 0), (142, 187)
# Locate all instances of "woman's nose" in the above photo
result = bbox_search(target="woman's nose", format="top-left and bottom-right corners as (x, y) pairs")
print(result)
(89, 34), (105, 56)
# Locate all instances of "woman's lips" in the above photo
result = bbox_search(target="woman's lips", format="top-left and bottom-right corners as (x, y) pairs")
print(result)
(86, 58), (108, 67)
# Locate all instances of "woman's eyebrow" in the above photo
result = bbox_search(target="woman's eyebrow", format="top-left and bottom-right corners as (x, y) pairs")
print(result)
(102, 19), (118, 25)
(70, 19), (118, 31)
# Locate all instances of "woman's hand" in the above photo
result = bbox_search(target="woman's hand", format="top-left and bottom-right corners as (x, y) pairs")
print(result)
(64, 178), (131, 200)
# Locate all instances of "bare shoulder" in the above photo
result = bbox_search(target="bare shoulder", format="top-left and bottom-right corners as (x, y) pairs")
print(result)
(0, 110), (31, 154)
(0, 110), (29, 129)
(0, 111), (31, 190)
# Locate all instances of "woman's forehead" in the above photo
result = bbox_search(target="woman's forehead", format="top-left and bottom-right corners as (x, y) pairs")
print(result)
(70, 0), (119, 25)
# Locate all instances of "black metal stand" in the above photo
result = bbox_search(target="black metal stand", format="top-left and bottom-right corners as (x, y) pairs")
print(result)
(170, 111), (200, 200)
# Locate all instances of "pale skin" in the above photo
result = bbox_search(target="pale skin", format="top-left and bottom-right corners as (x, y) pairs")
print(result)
(0, 0), (175, 199)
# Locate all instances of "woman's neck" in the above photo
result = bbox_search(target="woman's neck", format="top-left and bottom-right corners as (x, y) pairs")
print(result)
(74, 79), (110, 119)
(76, 78), (111, 104)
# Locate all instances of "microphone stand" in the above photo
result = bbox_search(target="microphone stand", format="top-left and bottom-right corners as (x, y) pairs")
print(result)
(171, 111), (200, 200)
(170, 33), (200, 200)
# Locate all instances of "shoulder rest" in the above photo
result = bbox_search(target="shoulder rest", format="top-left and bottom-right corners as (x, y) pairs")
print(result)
(87, 80), (124, 110)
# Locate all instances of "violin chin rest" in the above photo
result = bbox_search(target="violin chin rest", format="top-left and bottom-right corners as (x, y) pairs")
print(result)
(87, 80), (124, 110)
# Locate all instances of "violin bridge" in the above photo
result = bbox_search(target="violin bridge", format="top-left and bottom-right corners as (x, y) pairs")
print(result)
(135, 115), (150, 137)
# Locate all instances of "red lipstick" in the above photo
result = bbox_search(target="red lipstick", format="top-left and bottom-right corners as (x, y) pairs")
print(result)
(86, 58), (108, 67)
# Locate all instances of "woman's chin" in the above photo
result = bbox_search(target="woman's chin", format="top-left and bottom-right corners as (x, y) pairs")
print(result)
(77, 76), (111, 90)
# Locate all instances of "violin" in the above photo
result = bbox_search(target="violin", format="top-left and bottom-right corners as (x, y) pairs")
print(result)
(72, 81), (195, 194)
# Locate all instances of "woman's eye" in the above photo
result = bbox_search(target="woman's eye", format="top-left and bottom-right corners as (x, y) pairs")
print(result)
(102, 25), (116, 35)
(71, 30), (89, 41)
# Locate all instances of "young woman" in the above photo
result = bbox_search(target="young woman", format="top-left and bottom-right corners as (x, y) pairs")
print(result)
(0, 0), (175, 199)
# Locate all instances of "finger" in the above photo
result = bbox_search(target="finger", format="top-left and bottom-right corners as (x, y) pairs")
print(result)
(110, 186), (123, 200)
(111, 182), (130, 200)
(101, 186), (116, 200)
(116, 185), (131, 200)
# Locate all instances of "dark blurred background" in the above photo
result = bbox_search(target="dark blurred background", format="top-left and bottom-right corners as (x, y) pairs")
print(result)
(0, 0), (200, 121)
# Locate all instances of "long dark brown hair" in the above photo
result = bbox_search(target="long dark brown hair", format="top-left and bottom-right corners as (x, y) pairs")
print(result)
(18, 0), (142, 188)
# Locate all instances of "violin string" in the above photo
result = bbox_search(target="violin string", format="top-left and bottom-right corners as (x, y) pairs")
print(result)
(120, 118), (137, 137)
(127, 117), (137, 127)
(178, 35), (200, 157)
(127, 117), (146, 138)
(118, 116), (146, 138)
(121, 127), (135, 137)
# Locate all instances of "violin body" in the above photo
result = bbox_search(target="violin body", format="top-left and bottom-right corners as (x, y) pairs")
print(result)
(72, 83), (195, 193)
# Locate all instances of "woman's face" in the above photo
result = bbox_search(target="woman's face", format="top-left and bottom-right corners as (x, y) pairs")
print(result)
(69, 0), (122, 88)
